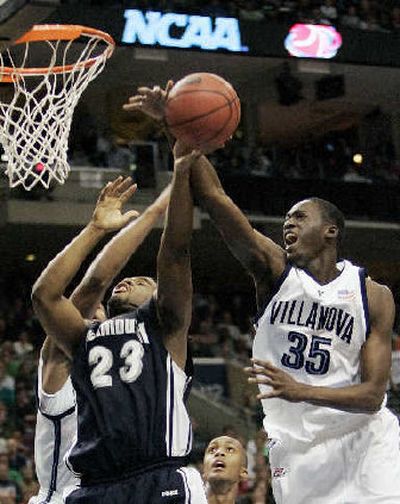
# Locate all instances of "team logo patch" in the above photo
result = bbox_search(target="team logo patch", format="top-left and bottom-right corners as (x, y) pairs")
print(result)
(272, 467), (288, 479)
(337, 289), (356, 300)
(161, 489), (179, 497)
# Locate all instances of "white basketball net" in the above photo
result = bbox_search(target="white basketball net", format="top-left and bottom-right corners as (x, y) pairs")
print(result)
(0, 26), (114, 190)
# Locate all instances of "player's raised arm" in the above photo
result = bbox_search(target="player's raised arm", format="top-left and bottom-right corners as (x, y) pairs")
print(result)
(156, 143), (200, 370)
(69, 184), (170, 319)
(32, 177), (138, 357)
(123, 83), (286, 304)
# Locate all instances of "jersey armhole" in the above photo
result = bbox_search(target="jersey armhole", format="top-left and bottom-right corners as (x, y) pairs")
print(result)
(358, 267), (371, 339)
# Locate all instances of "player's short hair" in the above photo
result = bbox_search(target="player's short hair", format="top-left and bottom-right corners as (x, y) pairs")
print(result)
(309, 197), (345, 247)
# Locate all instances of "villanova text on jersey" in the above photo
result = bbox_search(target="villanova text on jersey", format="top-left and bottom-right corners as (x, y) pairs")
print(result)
(253, 260), (375, 444)
(66, 298), (193, 484)
(269, 299), (354, 344)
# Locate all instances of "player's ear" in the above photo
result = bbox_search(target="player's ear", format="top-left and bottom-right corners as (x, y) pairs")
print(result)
(325, 225), (338, 239)
(239, 466), (249, 481)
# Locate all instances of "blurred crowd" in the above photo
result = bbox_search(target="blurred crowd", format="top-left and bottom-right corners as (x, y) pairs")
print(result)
(68, 122), (400, 185)
(63, 0), (400, 33)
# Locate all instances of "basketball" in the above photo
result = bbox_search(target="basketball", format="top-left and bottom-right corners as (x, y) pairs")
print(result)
(164, 73), (241, 149)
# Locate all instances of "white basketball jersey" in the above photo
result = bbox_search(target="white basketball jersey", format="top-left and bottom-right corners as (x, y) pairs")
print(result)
(253, 259), (382, 444)
(30, 355), (79, 504)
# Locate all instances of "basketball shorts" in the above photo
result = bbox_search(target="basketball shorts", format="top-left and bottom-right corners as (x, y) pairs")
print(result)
(269, 408), (400, 504)
(29, 490), (64, 504)
(64, 465), (207, 504)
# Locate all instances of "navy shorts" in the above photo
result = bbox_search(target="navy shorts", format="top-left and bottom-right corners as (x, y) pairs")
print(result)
(65, 465), (207, 504)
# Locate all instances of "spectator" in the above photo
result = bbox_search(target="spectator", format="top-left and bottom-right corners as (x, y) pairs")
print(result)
(0, 457), (20, 504)
(13, 332), (33, 358)
(0, 362), (15, 408)
(320, 0), (338, 22)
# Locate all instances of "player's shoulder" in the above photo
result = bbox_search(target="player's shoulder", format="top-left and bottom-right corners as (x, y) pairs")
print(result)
(365, 276), (393, 299)
(365, 277), (394, 318)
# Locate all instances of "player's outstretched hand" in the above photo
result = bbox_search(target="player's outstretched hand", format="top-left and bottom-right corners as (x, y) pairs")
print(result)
(244, 358), (307, 403)
(123, 81), (174, 121)
(91, 176), (139, 232)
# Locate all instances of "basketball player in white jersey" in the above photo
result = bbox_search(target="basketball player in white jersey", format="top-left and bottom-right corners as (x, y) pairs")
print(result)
(30, 179), (170, 504)
(128, 84), (400, 503)
(203, 435), (248, 504)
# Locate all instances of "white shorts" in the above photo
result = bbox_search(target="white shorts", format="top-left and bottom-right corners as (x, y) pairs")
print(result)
(269, 408), (400, 504)
(29, 489), (64, 504)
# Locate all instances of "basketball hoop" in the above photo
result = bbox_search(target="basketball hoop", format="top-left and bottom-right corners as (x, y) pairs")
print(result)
(0, 25), (115, 190)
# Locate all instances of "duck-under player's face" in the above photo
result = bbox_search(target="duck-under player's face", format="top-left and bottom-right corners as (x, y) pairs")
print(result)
(203, 436), (247, 485)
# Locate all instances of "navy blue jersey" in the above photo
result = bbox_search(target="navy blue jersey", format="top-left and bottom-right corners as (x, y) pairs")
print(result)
(66, 298), (193, 484)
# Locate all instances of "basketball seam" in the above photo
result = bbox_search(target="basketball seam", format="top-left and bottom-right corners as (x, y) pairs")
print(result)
(166, 95), (238, 128)
(196, 97), (237, 145)
(171, 96), (239, 146)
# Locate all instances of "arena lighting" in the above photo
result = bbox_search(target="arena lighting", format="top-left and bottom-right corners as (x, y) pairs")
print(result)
(353, 153), (363, 164)
(25, 254), (36, 262)
(284, 24), (342, 59)
(122, 9), (248, 52)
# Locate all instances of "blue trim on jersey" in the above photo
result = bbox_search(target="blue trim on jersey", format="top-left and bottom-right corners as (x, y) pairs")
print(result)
(180, 468), (192, 504)
(168, 358), (175, 457)
(185, 425), (192, 456)
(38, 418), (62, 503)
(254, 264), (292, 324)
(359, 267), (371, 338)
(38, 405), (76, 421)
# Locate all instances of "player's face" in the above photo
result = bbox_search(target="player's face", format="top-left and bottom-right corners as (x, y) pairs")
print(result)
(283, 200), (328, 266)
(110, 277), (156, 310)
(203, 436), (247, 485)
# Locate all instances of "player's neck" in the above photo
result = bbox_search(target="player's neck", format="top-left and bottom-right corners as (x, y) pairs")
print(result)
(302, 251), (341, 285)
(207, 481), (238, 504)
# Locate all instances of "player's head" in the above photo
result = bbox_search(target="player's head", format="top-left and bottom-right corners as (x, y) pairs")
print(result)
(203, 435), (248, 491)
(107, 276), (157, 317)
(283, 197), (345, 266)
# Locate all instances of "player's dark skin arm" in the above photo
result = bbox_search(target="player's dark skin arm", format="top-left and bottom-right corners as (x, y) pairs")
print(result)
(156, 145), (200, 370)
(32, 178), (138, 358)
(69, 185), (170, 319)
(123, 83), (286, 307)
(189, 155), (286, 305)
(246, 280), (394, 413)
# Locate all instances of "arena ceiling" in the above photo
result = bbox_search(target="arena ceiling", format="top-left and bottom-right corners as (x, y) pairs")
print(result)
(1, 3), (400, 145)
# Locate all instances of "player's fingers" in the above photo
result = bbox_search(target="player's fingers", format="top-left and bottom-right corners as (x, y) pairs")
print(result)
(126, 94), (143, 103)
(165, 80), (174, 97)
(243, 366), (255, 375)
(120, 184), (138, 203)
(108, 176), (124, 195)
(137, 86), (153, 95)
(251, 358), (276, 370)
(123, 98), (145, 110)
(247, 376), (272, 386)
(115, 176), (133, 193)
(98, 182), (111, 201)
(122, 210), (140, 225)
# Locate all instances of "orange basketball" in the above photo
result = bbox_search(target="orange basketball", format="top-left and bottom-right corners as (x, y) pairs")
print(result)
(164, 73), (241, 149)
